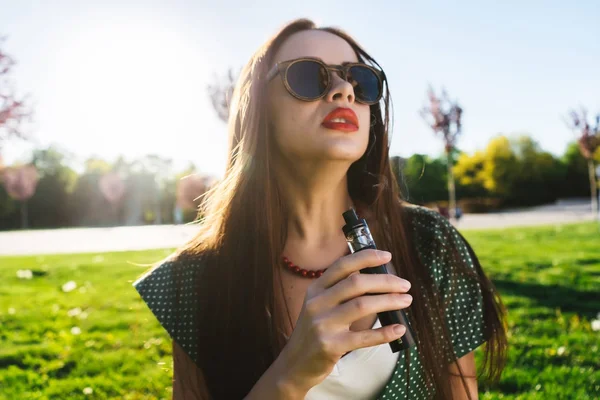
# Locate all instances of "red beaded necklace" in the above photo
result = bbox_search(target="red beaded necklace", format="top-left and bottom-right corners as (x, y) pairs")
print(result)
(282, 256), (329, 278)
(282, 209), (363, 279)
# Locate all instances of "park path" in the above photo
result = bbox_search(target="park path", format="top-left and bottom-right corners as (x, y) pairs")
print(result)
(0, 200), (596, 256)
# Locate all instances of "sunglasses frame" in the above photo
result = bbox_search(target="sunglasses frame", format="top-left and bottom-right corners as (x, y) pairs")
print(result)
(267, 57), (385, 105)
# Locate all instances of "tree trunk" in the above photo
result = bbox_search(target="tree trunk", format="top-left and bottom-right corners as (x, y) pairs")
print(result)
(21, 200), (28, 230)
(446, 150), (457, 220)
(155, 187), (162, 225)
(587, 158), (598, 218)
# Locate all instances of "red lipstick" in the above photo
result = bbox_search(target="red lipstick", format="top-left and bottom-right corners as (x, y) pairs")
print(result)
(321, 107), (359, 132)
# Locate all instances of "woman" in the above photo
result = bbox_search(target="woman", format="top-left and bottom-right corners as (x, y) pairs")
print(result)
(134, 18), (507, 399)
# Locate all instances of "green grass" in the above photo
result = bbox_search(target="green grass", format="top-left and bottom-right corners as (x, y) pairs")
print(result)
(0, 222), (599, 399)
(0, 250), (175, 400)
(467, 222), (600, 399)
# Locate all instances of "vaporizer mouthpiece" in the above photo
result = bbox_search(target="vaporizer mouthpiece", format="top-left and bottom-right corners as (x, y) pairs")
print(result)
(342, 209), (360, 225)
(342, 208), (365, 237)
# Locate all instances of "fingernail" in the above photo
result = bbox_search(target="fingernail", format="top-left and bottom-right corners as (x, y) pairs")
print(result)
(377, 250), (391, 259)
(393, 325), (405, 335)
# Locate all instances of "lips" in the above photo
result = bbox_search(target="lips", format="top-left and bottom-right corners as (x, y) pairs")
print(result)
(321, 107), (359, 132)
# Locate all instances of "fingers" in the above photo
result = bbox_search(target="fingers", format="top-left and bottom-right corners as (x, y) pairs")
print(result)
(342, 324), (407, 352)
(327, 292), (413, 326)
(317, 249), (392, 289)
(316, 273), (411, 310)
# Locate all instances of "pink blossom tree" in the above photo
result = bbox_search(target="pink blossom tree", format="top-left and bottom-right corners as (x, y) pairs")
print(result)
(0, 164), (39, 228)
(99, 171), (126, 224)
(565, 107), (600, 217)
(176, 174), (212, 210)
(207, 68), (238, 123)
(420, 86), (463, 220)
(0, 36), (32, 150)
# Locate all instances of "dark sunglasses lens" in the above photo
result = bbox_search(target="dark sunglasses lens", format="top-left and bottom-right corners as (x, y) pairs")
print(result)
(286, 61), (329, 99)
(348, 66), (381, 103)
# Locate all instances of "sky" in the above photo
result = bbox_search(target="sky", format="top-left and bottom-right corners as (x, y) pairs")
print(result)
(1, 0), (599, 178)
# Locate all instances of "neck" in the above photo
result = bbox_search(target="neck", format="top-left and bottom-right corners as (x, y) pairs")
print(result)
(275, 160), (356, 255)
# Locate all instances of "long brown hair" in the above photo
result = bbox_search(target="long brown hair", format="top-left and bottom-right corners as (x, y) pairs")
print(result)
(174, 18), (507, 399)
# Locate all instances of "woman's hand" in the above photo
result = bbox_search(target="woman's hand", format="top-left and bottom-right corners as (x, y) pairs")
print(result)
(278, 249), (412, 394)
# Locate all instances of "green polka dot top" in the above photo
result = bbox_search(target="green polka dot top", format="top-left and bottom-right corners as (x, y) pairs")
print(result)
(133, 205), (488, 399)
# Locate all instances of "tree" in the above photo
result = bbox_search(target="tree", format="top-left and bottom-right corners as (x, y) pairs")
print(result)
(562, 141), (590, 197)
(509, 136), (564, 206)
(99, 171), (125, 224)
(134, 154), (173, 224)
(420, 86), (463, 219)
(207, 68), (238, 123)
(0, 36), (32, 150)
(455, 136), (518, 198)
(565, 108), (600, 217)
(391, 154), (449, 204)
(177, 173), (207, 209)
(0, 164), (38, 228)
(28, 146), (77, 228)
(454, 135), (565, 207)
(69, 158), (112, 226)
(453, 150), (487, 193)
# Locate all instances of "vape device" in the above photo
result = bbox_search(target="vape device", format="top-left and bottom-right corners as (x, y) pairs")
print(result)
(342, 208), (416, 352)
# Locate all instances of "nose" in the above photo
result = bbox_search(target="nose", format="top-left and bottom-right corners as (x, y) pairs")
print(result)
(324, 74), (355, 104)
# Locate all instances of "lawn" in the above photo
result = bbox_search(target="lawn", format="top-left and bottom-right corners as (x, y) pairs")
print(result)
(0, 222), (599, 399)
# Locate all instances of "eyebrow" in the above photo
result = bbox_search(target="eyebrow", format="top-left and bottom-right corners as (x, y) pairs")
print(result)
(319, 57), (356, 66)
(291, 57), (358, 66)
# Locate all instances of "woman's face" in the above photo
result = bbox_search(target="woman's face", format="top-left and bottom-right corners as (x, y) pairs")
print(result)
(267, 30), (371, 167)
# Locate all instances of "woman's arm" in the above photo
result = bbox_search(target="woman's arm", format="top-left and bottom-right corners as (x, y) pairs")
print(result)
(448, 351), (479, 400)
(172, 341), (305, 400)
(173, 341), (213, 400)
(242, 348), (308, 400)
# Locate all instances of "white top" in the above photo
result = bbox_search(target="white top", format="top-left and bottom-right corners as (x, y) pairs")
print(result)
(305, 318), (399, 400)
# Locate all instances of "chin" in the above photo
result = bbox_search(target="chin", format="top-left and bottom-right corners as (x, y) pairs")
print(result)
(319, 142), (367, 162)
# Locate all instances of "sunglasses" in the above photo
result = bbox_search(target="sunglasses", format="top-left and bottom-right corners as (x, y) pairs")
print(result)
(267, 57), (385, 105)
